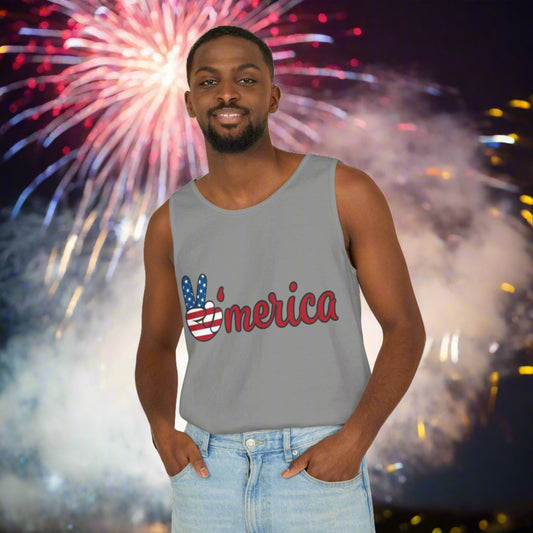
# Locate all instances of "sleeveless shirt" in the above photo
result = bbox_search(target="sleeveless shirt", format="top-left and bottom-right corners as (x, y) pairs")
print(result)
(168, 153), (371, 434)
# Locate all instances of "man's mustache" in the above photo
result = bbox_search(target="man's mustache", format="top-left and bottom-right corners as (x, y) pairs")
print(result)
(208, 103), (249, 116)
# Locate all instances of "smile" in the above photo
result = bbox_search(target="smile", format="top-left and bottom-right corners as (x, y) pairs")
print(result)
(211, 110), (248, 125)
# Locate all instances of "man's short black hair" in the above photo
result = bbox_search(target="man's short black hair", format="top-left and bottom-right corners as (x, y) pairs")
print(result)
(186, 26), (274, 84)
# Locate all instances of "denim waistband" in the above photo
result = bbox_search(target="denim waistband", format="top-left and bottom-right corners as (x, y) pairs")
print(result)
(185, 422), (343, 463)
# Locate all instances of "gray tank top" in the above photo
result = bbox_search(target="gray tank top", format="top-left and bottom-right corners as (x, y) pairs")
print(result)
(169, 154), (371, 434)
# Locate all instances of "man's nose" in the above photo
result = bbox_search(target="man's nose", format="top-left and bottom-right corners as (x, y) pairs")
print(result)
(216, 80), (239, 104)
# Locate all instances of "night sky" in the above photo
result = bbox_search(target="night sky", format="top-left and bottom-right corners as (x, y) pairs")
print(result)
(322, 0), (533, 113)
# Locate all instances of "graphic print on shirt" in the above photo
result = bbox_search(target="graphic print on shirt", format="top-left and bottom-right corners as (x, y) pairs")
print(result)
(181, 274), (338, 342)
(181, 274), (223, 341)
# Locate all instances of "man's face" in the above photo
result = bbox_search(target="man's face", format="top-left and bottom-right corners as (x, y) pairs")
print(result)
(185, 36), (280, 153)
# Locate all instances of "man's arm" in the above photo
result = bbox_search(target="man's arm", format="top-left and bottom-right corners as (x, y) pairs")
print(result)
(335, 162), (426, 452)
(282, 163), (425, 481)
(135, 201), (209, 478)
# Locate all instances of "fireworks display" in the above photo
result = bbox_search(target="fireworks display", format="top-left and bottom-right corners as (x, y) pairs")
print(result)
(478, 98), (533, 194)
(1, 0), (374, 332)
(0, 1), (532, 532)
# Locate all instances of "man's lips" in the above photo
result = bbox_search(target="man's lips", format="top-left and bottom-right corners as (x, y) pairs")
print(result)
(210, 108), (248, 124)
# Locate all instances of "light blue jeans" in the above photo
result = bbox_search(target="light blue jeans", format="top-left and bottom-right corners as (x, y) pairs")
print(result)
(170, 422), (375, 532)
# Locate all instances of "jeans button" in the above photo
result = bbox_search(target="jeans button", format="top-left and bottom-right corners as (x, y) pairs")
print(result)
(245, 438), (256, 449)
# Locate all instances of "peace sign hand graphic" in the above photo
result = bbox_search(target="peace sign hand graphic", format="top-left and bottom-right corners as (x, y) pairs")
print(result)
(182, 274), (222, 341)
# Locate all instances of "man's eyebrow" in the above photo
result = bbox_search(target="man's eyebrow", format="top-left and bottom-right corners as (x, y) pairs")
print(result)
(193, 63), (263, 76)
(236, 63), (262, 72)
(194, 66), (217, 76)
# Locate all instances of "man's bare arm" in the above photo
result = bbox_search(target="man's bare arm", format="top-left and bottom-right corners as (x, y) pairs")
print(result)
(135, 201), (209, 478)
(335, 162), (426, 455)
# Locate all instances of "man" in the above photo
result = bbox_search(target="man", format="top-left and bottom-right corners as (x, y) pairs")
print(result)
(135, 25), (425, 532)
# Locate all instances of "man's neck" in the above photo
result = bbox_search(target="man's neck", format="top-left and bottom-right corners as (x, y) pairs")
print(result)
(197, 137), (301, 211)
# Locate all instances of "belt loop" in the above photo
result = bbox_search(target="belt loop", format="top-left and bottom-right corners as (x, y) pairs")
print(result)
(200, 428), (210, 458)
(283, 428), (293, 462)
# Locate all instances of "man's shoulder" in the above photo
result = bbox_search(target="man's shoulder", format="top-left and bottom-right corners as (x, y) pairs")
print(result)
(334, 160), (381, 199)
(147, 200), (170, 233)
(144, 200), (174, 259)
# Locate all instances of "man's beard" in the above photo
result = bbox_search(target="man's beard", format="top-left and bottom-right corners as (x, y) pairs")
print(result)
(201, 116), (267, 153)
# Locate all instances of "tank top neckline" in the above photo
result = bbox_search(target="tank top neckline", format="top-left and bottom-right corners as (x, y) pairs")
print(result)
(190, 153), (311, 215)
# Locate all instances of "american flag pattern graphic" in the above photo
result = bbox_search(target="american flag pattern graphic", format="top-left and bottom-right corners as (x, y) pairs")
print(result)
(182, 274), (222, 341)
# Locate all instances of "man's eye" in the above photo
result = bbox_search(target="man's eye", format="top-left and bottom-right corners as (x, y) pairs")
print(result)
(199, 79), (216, 86)
(239, 78), (255, 84)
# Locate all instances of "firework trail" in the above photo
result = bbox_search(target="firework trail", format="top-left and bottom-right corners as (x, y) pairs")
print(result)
(1, 0), (374, 332)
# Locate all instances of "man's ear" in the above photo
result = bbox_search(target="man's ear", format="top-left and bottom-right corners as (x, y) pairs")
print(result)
(184, 90), (196, 118)
(269, 85), (281, 114)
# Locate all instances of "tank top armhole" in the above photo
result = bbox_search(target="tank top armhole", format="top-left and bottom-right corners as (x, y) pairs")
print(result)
(168, 193), (176, 252)
(167, 193), (181, 277)
(328, 158), (358, 276)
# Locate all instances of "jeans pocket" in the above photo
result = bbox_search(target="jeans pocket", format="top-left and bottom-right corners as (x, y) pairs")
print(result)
(293, 427), (362, 488)
(300, 465), (362, 487)
(169, 462), (194, 483)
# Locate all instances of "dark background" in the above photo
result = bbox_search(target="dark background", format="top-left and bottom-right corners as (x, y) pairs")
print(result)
(311, 0), (533, 113)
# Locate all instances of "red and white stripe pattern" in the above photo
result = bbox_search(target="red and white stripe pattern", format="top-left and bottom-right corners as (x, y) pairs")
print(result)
(186, 302), (223, 341)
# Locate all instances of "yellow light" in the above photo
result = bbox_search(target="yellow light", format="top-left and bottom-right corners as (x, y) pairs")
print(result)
(85, 229), (108, 280)
(417, 417), (426, 440)
(519, 366), (533, 375)
(500, 282), (515, 293)
(65, 285), (83, 319)
(486, 108), (503, 117)
(509, 99), (531, 109)
(385, 462), (403, 472)
(440, 333), (450, 362)
(490, 155), (503, 165)
(45, 247), (58, 285)
(0, 45), (8, 55)
(48, 280), (59, 297)
(80, 210), (98, 240)
(521, 210), (533, 226)
(489, 207), (502, 218)
(431, 529), (442, 533)
(441, 171), (451, 179)
(489, 385), (498, 412)
(489, 372), (499, 412)
(478, 519), (488, 530)
(58, 234), (78, 281)
(496, 512), (508, 524)
(383, 509), (393, 518)
(450, 527), (464, 533)
(520, 194), (533, 205)
(410, 515), (422, 525)
(508, 133), (519, 141)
